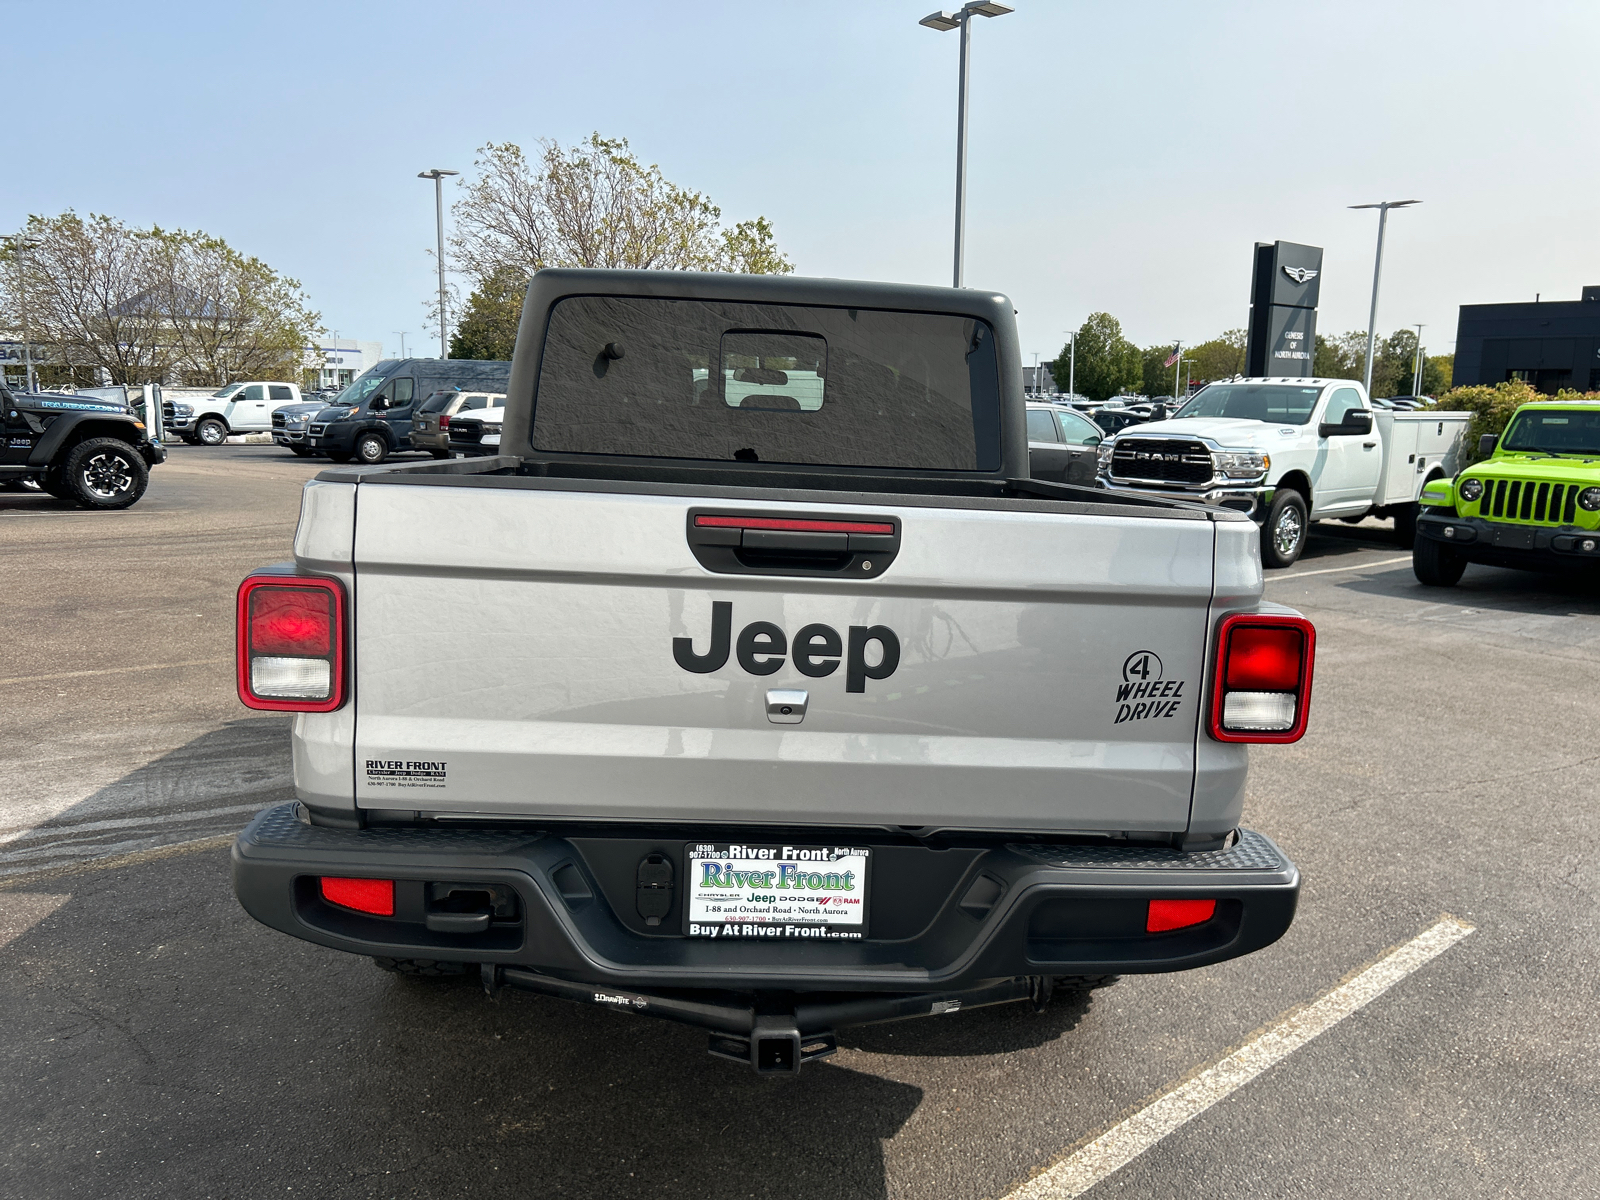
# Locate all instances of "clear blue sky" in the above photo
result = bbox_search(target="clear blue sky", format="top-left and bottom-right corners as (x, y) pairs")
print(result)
(8, 0), (1597, 367)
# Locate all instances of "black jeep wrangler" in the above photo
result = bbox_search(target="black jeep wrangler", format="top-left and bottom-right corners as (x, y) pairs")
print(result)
(0, 382), (167, 509)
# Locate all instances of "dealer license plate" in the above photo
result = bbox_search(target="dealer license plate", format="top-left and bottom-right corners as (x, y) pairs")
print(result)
(685, 843), (870, 940)
(482, 432), (501, 446)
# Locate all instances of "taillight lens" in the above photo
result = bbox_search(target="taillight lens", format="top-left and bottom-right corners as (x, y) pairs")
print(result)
(237, 574), (346, 712)
(438, 413), (450, 429)
(321, 876), (394, 915)
(1209, 613), (1314, 743)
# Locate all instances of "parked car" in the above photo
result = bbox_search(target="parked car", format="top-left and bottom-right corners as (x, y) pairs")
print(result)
(1414, 399), (1600, 585)
(1380, 395), (1432, 411)
(232, 268), (1310, 1075)
(1026, 400), (1103, 484)
(445, 405), (505, 457)
(1098, 377), (1471, 566)
(309, 358), (512, 464)
(271, 402), (328, 456)
(409, 390), (506, 458)
(164, 382), (305, 445)
(0, 381), (165, 508)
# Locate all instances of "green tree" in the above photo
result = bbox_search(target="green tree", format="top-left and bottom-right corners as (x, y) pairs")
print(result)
(1055, 313), (1141, 402)
(449, 267), (524, 360)
(1422, 354), (1453, 395)
(1185, 329), (1246, 385)
(1313, 330), (1366, 381)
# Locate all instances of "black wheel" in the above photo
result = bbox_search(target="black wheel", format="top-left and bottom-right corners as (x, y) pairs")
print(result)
(1392, 502), (1419, 548)
(61, 437), (149, 509)
(327, 450), (352, 463)
(1260, 489), (1309, 568)
(1413, 535), (1467, 587)
(196, 417), (228, 446)
(354, 432), (388, 465)
(373, 957), (469, 978)
(428, 449), (450, 460)
(290, 446), (315, 457)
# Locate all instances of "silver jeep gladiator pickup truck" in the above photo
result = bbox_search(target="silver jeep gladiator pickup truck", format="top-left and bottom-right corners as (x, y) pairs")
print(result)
(232, 270), (1311, 1074)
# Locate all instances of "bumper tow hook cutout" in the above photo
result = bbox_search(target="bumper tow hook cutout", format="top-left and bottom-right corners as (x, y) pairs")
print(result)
(636, 853), (673, 926)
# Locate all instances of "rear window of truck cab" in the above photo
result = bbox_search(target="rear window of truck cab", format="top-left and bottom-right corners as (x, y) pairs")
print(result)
(530, 296), (1002, 471)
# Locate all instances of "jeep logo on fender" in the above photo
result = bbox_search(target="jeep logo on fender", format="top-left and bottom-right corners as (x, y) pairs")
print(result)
(673, 601), (900, 693)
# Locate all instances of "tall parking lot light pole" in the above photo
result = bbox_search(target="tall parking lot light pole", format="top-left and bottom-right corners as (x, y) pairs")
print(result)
(418, 169), (460, 358)
(1411, 323), (1425, 395)
(1350, 199), (1420, 393)
(920, 3), (1013, 288)
(3, 234), (41, 393)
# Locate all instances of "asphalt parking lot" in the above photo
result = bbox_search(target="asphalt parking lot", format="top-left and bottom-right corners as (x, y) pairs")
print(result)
(2, 445), (1597, 1199)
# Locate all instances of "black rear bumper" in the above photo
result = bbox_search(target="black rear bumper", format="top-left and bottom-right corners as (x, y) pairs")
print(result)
(233, 805), (1299, 993)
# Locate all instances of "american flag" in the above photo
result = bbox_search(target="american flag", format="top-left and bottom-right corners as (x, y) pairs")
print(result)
(1162, 346), (1181, 368)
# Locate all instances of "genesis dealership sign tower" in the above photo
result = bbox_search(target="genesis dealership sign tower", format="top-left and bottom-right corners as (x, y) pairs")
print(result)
(1246, 240), (1324, 378)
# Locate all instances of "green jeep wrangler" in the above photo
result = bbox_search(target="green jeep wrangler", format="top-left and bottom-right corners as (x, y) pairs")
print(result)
(1413, 400), (1600, 586)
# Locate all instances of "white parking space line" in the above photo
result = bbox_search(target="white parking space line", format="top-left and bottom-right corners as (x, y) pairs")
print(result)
(0, 658), (229, 686)
(1272, 554), (1412, 581)
(1004, 916), (1476, 1200)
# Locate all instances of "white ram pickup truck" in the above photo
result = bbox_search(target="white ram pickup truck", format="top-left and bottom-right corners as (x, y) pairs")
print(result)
(166, 381), (305, 445)
(231, 271), (1309, 1074)
(1097, 378), (1470, 567)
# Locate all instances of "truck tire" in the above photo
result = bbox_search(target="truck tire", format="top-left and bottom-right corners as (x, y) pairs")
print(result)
(372, 957), (469, 978)
(61, 437), (149, 509)
(1260, 490), (1309, 568)
(1413, 536), (1467, 587)
(1392, 502), (1419, 548)
(196, 417), (228, 446)
(354, 432), (389, 465)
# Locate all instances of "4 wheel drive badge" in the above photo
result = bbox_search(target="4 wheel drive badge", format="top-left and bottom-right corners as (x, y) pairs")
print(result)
(1282, 266), (1319, 284)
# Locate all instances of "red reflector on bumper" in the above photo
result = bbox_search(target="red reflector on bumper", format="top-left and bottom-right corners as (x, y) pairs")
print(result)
(320, 876), (395, 916)
(1147, 898), (1216, 933)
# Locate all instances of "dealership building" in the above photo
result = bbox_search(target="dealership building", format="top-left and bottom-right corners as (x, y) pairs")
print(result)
(1453, 287), (1600, 393)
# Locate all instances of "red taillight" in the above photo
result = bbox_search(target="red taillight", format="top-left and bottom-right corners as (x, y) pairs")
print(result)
(321, 876), (394, 915)
(694, 514), (895, 535)
(1209, 613), (1314, 743)
(1147, 898), (1216, 933)
(236, 574), (346, 712)
(438, 413), (450, 429)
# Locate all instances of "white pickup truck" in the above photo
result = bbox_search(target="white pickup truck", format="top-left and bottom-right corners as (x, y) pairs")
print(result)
(1097, 378), (1470, 567)
(230, 270), (1308, 1074)
(164, 381), (305, 445)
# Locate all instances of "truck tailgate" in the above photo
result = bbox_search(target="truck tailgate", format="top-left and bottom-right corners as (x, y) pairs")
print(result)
(349, 481), (1217, 835)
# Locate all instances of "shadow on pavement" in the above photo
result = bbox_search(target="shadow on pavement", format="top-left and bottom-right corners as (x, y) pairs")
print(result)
(0, 719), (292, 874)
(838, 988), (1093, 1057)
(0, 848), (923, 1200)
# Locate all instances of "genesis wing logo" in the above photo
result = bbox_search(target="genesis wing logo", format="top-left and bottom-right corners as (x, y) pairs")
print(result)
(1282, 266), (1319, 284)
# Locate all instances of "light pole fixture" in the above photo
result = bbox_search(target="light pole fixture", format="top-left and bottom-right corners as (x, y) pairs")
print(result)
(394, 331), (409, 359)
(1411, 323), (1425, 396)
(920, 2), (1013, 288)
(418, 168), (460, 358)
(1349, 199), (1420, 393)
(3, 233), (41, 393)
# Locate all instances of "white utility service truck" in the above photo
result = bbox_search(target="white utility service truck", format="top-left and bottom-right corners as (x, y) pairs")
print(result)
(1097, 378), (1470, 566)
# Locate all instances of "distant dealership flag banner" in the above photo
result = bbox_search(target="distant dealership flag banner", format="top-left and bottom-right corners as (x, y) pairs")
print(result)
(1162, 347), (1181, 368)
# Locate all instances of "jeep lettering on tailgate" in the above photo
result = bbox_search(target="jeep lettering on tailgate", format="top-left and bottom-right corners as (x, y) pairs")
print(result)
(673, 600), (900, 692)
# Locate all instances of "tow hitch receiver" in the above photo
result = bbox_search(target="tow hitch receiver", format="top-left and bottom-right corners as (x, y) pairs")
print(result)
(709, 1018), (836, 1075)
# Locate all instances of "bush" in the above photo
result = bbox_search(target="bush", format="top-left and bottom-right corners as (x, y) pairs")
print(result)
(1427, 381), (1600, 467)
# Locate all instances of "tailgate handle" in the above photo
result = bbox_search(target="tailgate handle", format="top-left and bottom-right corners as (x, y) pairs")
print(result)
(686, 510), (900, 579)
